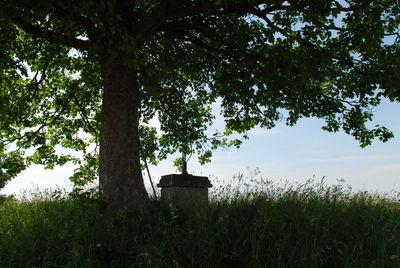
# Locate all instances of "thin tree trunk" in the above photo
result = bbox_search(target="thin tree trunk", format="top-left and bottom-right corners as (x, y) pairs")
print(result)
(99, 51), (149, 212)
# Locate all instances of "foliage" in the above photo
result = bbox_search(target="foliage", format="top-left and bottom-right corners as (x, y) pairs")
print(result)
(0, 193), (16, 205)
(0, 144), (25, 189)
(0, 179), (399, 267)
(0, 1), (399, 189)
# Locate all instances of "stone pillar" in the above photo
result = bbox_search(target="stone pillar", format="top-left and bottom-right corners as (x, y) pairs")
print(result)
(157, 174), (212, 206)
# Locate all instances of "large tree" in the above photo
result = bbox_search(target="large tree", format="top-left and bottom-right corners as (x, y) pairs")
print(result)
(0, 0), (399, 211)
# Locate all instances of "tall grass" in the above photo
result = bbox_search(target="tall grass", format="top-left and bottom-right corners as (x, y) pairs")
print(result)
(0, 176), (399, 267)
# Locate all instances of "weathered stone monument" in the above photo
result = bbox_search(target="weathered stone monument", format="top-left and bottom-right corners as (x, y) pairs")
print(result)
(157, 152), (212, 206)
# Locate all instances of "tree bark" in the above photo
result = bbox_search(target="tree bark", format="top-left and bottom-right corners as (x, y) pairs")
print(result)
(99, 51), (149, 212)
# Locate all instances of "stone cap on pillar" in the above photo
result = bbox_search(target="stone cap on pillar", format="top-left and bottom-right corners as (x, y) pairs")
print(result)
(157, 174), (212, 188)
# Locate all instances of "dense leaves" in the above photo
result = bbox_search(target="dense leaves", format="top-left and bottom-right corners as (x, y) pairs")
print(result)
(0, 0), (399, 190)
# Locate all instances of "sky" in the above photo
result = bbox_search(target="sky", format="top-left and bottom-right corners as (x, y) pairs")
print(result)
(2, 98), (399, 197)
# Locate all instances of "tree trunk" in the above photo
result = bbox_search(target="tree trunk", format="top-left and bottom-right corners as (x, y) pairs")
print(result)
(99, 51), (149, 212)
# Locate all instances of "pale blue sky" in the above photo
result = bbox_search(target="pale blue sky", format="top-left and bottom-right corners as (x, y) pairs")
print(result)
(2, 99), (399, 197)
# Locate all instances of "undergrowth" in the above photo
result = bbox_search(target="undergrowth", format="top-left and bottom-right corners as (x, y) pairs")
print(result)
(0, 177), (399, 267)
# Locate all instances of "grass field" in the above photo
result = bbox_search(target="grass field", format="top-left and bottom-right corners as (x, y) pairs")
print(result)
(1, 177), (399, 267)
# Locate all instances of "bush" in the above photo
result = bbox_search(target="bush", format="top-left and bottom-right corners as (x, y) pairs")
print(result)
(0, 194), (16, 205)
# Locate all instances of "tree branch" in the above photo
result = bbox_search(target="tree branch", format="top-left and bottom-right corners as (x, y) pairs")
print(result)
(51, 3), (98, 41)
(72, 95), (98, 137)
(159, 20), (269, 68)
(333, 0), (374, 12)
(135, 0), (268, 42)
(134, 0), (170, 42)
(165, 0), (265, 18)
(12, 17), (90, 51)
(249, 7), (354, 63)
(5, 92), (74, 149)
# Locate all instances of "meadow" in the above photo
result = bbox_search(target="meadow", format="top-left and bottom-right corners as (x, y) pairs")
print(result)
(1, 176), (399, 267)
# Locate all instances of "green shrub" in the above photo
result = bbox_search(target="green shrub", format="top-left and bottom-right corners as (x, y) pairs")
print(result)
(0, 194), (16, 205)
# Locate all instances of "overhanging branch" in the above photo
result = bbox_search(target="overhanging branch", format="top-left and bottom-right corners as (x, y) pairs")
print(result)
(159, 20), (269, 67)
(51, 3), (98, 41)
(4, 91), (74, 150)
(12, 17), (90, 51)
(136, 0), (273, 42)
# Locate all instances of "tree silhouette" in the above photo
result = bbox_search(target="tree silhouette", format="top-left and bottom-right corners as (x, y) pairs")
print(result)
(0, 0), (399, 211)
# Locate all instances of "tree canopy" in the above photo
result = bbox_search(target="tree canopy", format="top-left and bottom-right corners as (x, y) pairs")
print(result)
(0, 0), (399, 209)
